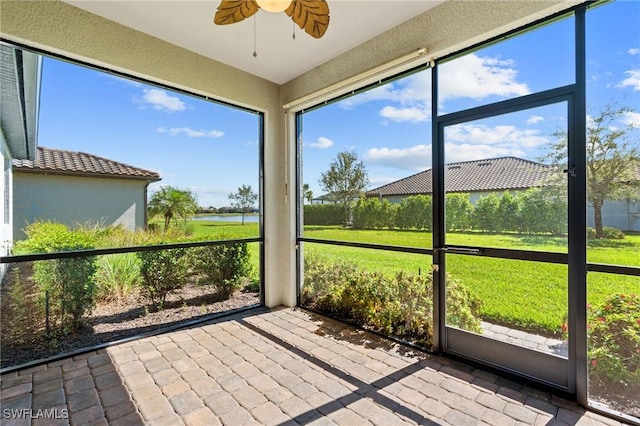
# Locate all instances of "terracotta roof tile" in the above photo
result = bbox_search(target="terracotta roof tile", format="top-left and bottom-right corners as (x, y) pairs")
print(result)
(366, 157), (554, 197)
(12, 147), (161, 181)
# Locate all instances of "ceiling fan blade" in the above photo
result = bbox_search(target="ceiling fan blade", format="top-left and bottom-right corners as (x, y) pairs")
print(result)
(285, 0), (330, 39)
(214, 0), (260, 25)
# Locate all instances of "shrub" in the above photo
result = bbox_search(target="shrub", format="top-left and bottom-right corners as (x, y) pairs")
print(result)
(15, 221), (98, 332)
(395, 195), (432, 230)
(602, 227), (625, 240)
(137, 247), (189, 310)
(518, 189), (567, 235)
(188, 239), (251, 299)
(446, 193), (473, 231)
(352, 197), (394, 229)
(303, 204), (344, 225)
(95, 253), (142, 301)
(301, 254), (482, 347)
(497, 191), (521, 232)
(472, 193), (500, 232)
(586, 294), (640, 389)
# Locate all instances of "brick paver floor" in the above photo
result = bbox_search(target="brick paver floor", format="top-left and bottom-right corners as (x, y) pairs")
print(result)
(0, 306), (633, 425)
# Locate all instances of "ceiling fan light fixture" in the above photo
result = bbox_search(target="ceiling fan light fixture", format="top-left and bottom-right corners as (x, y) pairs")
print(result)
(256, 0), (291, 13)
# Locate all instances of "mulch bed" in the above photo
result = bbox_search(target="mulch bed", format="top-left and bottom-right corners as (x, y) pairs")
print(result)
(0, 262), (259, 370)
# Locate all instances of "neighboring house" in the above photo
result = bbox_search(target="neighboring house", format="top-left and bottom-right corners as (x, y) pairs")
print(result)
(1, 45), (42, 281)
(311, 193), (337, 205)
(12, 146), (161, 240)
(366, 156), (640, 232)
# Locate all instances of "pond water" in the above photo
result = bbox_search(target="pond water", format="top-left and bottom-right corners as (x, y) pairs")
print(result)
(192, 214), (259, 223)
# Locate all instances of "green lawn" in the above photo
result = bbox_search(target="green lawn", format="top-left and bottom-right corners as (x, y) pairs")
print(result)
(189, 221), (639, 334)
(187, 220), (259, 239)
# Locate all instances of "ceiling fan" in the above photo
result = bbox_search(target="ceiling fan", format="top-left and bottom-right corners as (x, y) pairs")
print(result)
(214, 0), (330, 39)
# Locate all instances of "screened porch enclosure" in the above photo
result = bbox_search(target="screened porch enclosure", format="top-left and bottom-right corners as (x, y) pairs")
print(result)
(1, 0), (639, 424)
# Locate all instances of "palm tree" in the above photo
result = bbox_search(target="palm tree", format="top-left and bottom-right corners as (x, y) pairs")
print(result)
(303, 183), (314, 204)
(148, 186), (198, 230)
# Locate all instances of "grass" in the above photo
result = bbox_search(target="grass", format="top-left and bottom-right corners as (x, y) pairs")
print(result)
(187, 220), (259, 239)
(187, 221), (638, 334)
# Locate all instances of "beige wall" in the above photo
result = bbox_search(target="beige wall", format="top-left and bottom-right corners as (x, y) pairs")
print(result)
(0, 0), (583, 307)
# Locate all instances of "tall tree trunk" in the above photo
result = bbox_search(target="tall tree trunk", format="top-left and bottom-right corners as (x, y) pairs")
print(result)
(593, 201), (604, 238)
(241, 210), (245, 225)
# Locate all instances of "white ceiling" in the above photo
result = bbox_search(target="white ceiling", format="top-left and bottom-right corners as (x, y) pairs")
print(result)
(65, 1), (445, 84)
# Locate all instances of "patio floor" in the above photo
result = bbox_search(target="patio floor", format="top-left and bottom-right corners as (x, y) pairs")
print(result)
(0, 306), (630, 426)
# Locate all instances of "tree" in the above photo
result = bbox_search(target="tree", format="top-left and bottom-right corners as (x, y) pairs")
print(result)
(545, 103), (639, 238)
(229, 184), (258, 225)
(148, 186), (198, 231)
(320, 151), (369, 226)
(302, 183), (314, 204)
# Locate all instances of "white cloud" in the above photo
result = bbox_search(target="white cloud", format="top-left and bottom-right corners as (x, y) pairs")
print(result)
(340, 54), (528, 124)
(623, 111), (640, 128)
(439, 54), (530, 102)
(629, 48), (640, 56)
(617, 69), (640, 91)
(339, 73), (432, 123)
(527, 115), (545, 125)
(380, 106), (429, 123)
(444, 143), (526, 164)
(157, 127), (224, 138)
(309, 136), (334, 149)
(446, 123), (548, 149)
(365, 144), (431, 171)
(139, 89), (186, 112)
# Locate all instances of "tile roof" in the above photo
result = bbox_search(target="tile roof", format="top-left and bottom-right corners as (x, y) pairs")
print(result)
(366, 157), (554, 197)
(12, 146), (161, 181)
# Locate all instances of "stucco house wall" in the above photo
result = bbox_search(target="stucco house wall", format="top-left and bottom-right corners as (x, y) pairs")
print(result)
(11, 146), (161, 240)
(12, 172), (151, 240)
(588, 200), (640, 232)
(1, 134), (13, 279)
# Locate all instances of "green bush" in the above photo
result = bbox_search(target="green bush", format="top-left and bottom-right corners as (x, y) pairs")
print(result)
(497, 191), (521, 232)
(302, 254), (482, 347)
(15, 221), (98, 332)
(587, 226), (625, 240)
(473, 193), (500, 232)
(586, 294), (640, 389)
(188, 239), (251, 299)
(137, 247), (189, 310)
(446, 193), (473, 231)
(95, 253), (142, 301)
(303, 204), (344, 225)
(352, 197), (394, 229)
(517, 189), (567, 235)
(395, 195), (432, 230)
(602, 227), (625, 240)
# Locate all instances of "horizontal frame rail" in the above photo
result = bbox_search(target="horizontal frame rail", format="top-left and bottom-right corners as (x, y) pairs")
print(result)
(0, 237), (263, 263)
(298, 237), (434, 255)
(298, 238), (640, 277)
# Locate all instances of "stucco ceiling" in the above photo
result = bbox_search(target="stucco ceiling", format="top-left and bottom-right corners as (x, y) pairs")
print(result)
(65, 1), (445, 85)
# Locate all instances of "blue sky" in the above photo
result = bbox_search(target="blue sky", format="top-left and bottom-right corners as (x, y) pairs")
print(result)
(301, 1), (639, 199)
(38, 61), (260, 209)
(37, 1), (638, 207)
